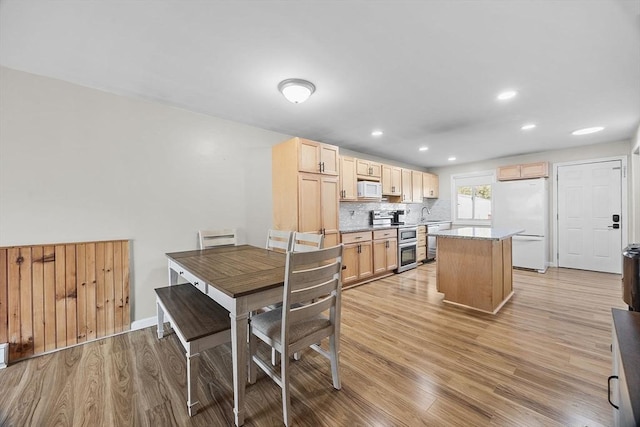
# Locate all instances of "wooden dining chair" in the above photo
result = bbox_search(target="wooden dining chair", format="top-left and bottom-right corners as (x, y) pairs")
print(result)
(266, 229), (293, 252)
(248, 244), (343, 426)
(291, 231), (323, 252)
(197, 229), (237, 249)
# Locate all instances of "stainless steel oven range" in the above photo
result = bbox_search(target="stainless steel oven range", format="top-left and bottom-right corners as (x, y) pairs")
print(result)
(396, 225), (418, 273)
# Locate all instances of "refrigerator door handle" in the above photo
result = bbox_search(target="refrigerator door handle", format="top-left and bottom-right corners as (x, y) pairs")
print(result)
(512, 235), (544, 241)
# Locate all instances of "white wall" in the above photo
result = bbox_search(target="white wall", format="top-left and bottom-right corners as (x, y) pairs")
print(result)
(0, 67), (290, 321)
(631, 123), (640, 243)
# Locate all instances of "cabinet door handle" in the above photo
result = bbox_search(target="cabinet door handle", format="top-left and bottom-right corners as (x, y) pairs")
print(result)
(321, 162), (325, 172)
(357, 244), (361, 254)
(369, 167), (373, 175)
(607, 375), (619, 409)
(385, 240), (389, 248)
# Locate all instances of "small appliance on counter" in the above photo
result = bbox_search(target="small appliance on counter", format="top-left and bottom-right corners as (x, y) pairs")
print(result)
(371, 210), (393, 227)
(392, 210), (406, 225)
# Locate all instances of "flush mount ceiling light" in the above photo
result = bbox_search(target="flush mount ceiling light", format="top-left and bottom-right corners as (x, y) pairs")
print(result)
(521, 123), (536, 130)
(571, 126), (604, 136)
(371, 130), (383, 137)
(419, 146), (429, 151)
(497, 90), (518, 101)
(278, 78), (315, 104)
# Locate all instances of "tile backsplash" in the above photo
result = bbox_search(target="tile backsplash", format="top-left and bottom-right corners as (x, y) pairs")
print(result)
(339, 198), (451, 229)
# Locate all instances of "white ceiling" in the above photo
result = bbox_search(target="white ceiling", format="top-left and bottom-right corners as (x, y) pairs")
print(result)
(1, 1), (639, 167)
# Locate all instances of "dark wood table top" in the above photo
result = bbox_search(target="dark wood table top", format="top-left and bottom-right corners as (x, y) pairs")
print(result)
(155, 284), (230, 341)
(612, 308), (640, 423)
(166, 245), (286, 298)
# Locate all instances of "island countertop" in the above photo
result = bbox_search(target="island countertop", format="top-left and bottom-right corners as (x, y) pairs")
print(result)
(429, 227), (524, 241)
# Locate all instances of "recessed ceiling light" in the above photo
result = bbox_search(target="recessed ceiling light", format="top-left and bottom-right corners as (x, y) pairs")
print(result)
(497, 90), (518, 101)
(419, 146), (429, 151)
(371, 130), (383, 137)
(571, 126), (604, 136)
(277, 78), (315, 103)
(521, 123), (536, 130)
(448, 157), (456, 161)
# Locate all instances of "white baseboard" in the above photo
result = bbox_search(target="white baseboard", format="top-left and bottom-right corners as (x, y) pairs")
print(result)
(0, 343), (8, 369)
(131, 316), (156, 331)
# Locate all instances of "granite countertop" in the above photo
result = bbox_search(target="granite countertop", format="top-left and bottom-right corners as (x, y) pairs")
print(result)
(428, 227), (524, 240)
(340, 220), (452, 234)
(340, 225), (398, 233)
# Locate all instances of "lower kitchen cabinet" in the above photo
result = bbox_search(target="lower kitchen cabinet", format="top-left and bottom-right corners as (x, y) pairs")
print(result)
(341, 231), (373, 285)
(373, 237), (397, 274)
(372, 229), (397, 274)
(417, 225), (427, 262)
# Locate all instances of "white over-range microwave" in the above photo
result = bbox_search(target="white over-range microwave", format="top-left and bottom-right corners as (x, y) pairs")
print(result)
(357, 181), (382, 199)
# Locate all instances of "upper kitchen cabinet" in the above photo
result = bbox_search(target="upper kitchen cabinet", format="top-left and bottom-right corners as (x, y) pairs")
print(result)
(497, 161), (549, 181)
(339, 156), (358, 201)
(423, 173), (439, 198)
(382, 164), (402, 196)
(356, 159), (381, 181)
(297, 138), (339, 175)
(411, 171), (423, 202)
(272, 138), (340, 248)
(401, 169), (413, 202)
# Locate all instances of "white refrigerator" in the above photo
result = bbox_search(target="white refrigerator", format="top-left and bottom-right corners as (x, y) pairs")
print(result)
(492, 178), (548, 273)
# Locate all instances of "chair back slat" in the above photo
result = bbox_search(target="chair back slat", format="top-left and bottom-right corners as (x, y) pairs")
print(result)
(198, 229), (237, 249)
(288, 244), (341, 266)
(289, 295), (334, 324)
(289, 262), (342, 292)
(291, 231), (324, 252)
(266, 229), (293, 252)
(289, 279), (338, 305)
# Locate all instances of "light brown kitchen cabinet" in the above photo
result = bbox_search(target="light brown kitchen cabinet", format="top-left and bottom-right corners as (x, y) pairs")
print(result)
(297, 138), (339, 175)
(412, 171), (423, 202)
(382, 164), (402, 196)
(356, 159), (381, 181)
(401, 169), (413, 202)
(339, 156), (357, 201)
(417, 225), (427, 262)
(373, 229), (398, 274)
(341, 231), (373, 285)
(497, 161), (549, 181)
(423, 173), (439, 198)
(273, 138), (339, 247)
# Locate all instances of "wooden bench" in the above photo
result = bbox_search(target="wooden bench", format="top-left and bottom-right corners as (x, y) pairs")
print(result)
(155, 284), (231, 416)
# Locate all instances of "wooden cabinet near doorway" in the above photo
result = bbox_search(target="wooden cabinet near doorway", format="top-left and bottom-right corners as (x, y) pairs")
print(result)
(273, 137), (340, 247)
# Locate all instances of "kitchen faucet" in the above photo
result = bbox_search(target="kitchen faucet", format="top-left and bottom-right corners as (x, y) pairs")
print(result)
(421, 205), (431, 222)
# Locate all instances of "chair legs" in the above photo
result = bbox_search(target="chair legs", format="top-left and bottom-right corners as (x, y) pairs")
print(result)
(329, 334), (341, 390)
(281, 352), (291, 427)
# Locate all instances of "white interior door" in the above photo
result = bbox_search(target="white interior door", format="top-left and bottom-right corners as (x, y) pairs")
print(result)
(557, 160), (622, 274)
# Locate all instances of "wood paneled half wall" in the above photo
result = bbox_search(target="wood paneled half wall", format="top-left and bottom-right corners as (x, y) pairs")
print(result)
(0, 240), (130, 363)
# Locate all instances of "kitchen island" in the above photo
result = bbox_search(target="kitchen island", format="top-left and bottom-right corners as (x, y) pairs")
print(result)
(429, 227), (523, 314)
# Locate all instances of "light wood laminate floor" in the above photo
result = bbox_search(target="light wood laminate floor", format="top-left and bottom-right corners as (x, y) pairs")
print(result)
(0, 265), (626, 426)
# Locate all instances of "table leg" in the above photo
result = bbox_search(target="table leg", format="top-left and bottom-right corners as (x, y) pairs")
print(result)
(168, 265), (179, 285)
(231, 312), (249, 426)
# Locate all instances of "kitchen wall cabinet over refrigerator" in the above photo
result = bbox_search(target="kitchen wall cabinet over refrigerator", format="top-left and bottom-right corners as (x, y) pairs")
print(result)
(273, 137), (340, 247)
(497, 162), (549, 181)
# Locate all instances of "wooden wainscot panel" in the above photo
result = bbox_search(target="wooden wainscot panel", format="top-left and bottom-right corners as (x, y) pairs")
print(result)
(0, 239), (130, 363)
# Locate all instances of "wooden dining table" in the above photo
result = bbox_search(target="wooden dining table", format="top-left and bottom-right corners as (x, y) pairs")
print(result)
(166, 245), (286, 426)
